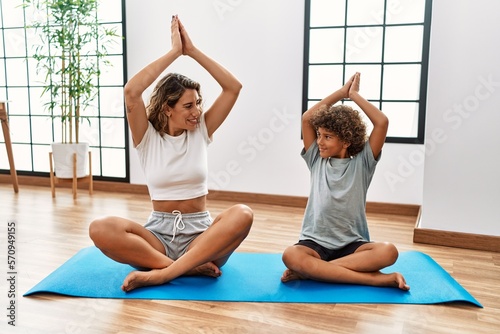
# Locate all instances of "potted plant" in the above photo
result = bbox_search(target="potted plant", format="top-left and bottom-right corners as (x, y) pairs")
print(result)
(23, 0), (119, 178)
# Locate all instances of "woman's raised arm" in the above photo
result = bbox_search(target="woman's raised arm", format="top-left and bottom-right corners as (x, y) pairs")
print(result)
(177, 18), (242, 138)
(124, 16), (183, 146)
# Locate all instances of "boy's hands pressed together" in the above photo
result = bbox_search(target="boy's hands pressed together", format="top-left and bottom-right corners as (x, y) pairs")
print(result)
(349, 72), (360, 98)
(340, 73), (355, 99)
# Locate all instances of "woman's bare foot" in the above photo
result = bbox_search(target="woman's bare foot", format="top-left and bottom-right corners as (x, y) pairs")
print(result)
(185, 261), (221, 277)
(121, 262), (222, 292)
(281, 268), (306, 282)
(121, 268), (165, 292)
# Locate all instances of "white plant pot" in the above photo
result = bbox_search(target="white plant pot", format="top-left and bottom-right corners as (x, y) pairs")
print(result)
(51, 142), (89, 179)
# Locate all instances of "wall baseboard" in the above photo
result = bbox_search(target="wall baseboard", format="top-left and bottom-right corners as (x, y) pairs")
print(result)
(0, 174), (150, 195)
(207, 189), (308, 208)
(413, 210), (500, 252)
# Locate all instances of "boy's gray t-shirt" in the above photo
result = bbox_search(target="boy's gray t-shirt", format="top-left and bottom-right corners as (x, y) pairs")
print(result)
(300, 140), (379, 250)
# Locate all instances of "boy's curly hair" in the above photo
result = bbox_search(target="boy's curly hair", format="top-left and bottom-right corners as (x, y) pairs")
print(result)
(310, 104), (367, 157)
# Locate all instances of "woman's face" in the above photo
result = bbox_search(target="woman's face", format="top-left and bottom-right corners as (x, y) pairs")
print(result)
(316, 127), (349, 159)
(167, 89), (202, 136)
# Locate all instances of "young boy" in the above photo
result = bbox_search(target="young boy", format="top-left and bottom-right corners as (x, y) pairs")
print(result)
(281, 73), (409, 291)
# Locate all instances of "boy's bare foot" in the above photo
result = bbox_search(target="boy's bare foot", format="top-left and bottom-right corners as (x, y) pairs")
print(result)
(377, 272), (410, 290)
(392, 272), (410, 291)
(280, 268), (410, 291)
(281, 268), (306, 282)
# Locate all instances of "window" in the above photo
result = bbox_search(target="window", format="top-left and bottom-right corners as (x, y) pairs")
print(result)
(303, 0), (432, 143)
(0, 0), (128, 180)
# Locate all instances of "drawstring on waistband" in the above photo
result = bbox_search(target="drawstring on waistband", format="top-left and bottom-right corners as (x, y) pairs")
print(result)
(171, 210), (185, 242)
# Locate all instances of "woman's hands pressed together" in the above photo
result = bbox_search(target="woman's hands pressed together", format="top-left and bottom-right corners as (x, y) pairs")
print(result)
(170, 15), (182, 57)
(171, 15), (197, 58)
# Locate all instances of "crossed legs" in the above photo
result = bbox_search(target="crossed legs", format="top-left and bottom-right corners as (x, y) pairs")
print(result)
(89, 204), (253, 291)
(281, 242), (410, 290)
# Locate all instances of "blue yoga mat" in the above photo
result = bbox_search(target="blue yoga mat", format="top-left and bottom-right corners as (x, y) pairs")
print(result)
(24, 247), (482, 307)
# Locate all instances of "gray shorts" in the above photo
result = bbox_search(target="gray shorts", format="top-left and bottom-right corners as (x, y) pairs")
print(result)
(144, 210), (213, 260)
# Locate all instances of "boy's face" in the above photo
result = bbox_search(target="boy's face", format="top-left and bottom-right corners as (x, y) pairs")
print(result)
(316, 127), (349, 159)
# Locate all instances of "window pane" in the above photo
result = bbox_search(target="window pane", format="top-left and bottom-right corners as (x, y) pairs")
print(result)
(345, 27), (383, 62)
(382, 102), (419, 137)
(2, 3), (25, 27)
(384, 26), (423, 62)
(101, 23), (124, 54)
(309, 28), (344, 63)
(386, 0), (426, 24)
(347, 0), (385, 25)
(98, 0), (123, 23)
(82, 102), (99, 118)
(4, 28), (27, 57)
(31, 116), (55, 144)
(89, 147), (102, 175)
(308, 65), (344, 100)
(0, 150), (8, 169)
(0, 59), (4, 86)
(100, 87), (125, 117)
(0, 87), (6, 101)
(310, 0), (345, 27)
(12, 143), (32, 171)
(32, 144), (51, 172)
(29, 87), (49, 116)
(9, 115), (31, 143)
(383, 64), (421, 100)
(79, 118), (100, 146)
(0, 151), (6, 168)
(100, 118), (125, 147)
(101, 148), (126, 177)
(5, 87), (29, 115)
(100, 55), (124, 86)
(52, 118), (64, 143)
(345, 65), (382, 100)
(80, 34), (99, 55)
(25, 28), (37, 57)
(5, 58), (28, 86)
(27, 57), (46, 86)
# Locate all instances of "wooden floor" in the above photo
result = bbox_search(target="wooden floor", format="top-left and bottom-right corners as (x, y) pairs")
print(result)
(1, 184), (499, 333)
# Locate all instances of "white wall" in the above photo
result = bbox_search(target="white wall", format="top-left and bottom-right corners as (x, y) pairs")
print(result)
(420, 0), (500, 236)
(125, 0), (424, 205)
(126, 1), (500, 238)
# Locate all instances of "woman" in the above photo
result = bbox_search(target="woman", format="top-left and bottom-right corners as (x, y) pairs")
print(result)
(89, 15), (253, 292)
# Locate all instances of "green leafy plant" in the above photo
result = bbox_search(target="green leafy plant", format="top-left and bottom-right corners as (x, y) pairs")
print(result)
(23, 0), (120, 143)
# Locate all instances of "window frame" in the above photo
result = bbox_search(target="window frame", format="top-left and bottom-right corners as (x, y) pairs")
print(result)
(302, 0), (433, 144)
(0, 0), (129, 181)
